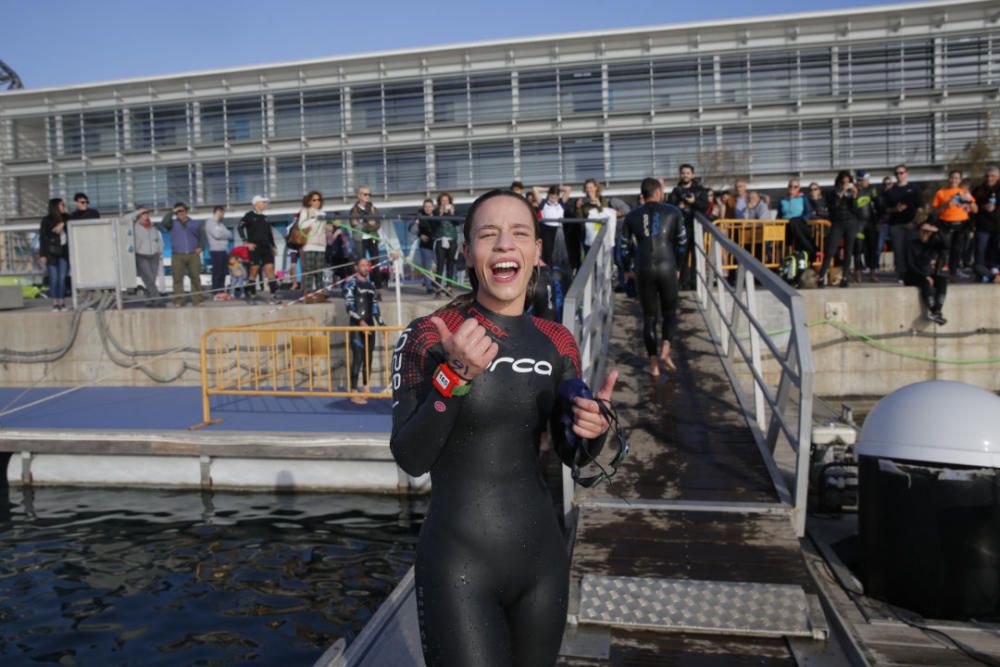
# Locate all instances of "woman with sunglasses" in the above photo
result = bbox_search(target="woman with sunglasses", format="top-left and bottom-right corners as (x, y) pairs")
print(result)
(297, 190), (329, 302)
(390, 189), (620, 667)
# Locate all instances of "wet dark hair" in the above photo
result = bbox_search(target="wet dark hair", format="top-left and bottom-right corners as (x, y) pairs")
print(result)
(439, 189), (541, 313)
(640, 177), (661, 200)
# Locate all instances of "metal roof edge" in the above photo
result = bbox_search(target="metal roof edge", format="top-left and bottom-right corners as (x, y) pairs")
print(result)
(0, 0), (984, 98)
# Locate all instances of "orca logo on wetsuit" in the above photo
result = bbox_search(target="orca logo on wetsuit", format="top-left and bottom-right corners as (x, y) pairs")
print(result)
(488, 357), (553, 376)
(468, 307), (509, 340)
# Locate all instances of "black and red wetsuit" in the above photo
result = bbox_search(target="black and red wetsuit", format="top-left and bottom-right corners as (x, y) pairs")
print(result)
(390, 302), (586, 667)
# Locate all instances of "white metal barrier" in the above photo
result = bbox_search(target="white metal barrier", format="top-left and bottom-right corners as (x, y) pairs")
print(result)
(559, 217), (617, 522)
(692, 213), (815, 537)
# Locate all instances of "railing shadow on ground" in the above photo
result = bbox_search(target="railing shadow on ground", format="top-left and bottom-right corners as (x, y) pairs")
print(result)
(693, 212), (816, 537)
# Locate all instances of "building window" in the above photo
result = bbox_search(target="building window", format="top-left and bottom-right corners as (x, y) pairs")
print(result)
(384, 82), (425, 128)
(433, 77), (468, 125)
(520, 138), (560, 185)
(472, 142), (514, 189)
(749, 124), (796, 173)
(796, 49), (831, 98)
(228, 160), (267, 203)
(303, 90), (341, 137)
(275, 156), (304, 200)
(12, 117), (48, 161)
(608, 62), (651, 113)
(943, 36), (997, 88)
(202, 162), (228, 204)
(63, 173), (86, 201)
(305, 154), (345, 198)
(154, 105), (188, 149)
(518, 70), (558, 121)
(386, 148), (426, 192)
(654, 129), (707, 178)
(719, 55), (749, 105)
(61, 115), (83, 156)
(653, 58), (703, 109)
(351, 85), (383, 132)
(562, 135), (604, 184)
(273, 92), (302, 139)
(89, 170), (123, 213)
(435, 144), (472, 191)
(200, 102), (226, 144)
(132, 105), (187, 150)
(748, 53), (794, 104)
(353, 150), (385, 194)
(940, 112), (989, 160)
(837, 117), (934, 168)
(560, 67), (602, 115)
(609, 133), (653, 181)
(720, 126), (750, 175)
(226, 97), (264, 142)
(800, 121), (833, 170)
(132, 165), (192, 209)
(470, 74), (512, 124)
(82, 111), (120, 156)
(837, 41), (930, 95)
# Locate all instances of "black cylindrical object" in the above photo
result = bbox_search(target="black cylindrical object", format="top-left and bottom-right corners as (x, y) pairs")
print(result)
(857, 380), (1000, 620)
(859, 456), (1000, 619)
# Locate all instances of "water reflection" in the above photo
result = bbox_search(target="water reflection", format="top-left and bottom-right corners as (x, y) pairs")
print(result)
(0, 487), (426, 665)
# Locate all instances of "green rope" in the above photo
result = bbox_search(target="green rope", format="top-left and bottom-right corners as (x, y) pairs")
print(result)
(405, 259), (473, 290)
(823, 319), (1000, 365)
(743, 317), (1000, 365)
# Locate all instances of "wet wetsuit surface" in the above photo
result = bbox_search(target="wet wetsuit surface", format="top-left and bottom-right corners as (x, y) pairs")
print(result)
(390, 302), (582, 667)
(620, 202), (688, 356)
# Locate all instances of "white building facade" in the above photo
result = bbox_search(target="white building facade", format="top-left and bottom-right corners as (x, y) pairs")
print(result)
(0, 0), (998, 223)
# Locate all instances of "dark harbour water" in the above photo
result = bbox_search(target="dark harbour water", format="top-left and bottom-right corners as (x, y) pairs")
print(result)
(0, 487), (426, 666)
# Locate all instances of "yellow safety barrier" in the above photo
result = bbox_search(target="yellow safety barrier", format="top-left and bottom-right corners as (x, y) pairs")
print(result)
(192, 322), (405, 429)
(706, 218), (831, 270)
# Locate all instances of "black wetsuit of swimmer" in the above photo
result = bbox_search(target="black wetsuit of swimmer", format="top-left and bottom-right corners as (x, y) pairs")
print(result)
(620, 201), (688, 356)
(390, 301), (603, 667)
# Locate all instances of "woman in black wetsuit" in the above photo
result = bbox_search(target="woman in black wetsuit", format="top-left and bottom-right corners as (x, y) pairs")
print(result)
(390, 190), (618, 667)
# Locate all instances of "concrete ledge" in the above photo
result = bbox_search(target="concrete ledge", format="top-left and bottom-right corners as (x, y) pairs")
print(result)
(746, 283), (1000, 398)
(0, 428), (393, 459)
(0, 428), (433, 493)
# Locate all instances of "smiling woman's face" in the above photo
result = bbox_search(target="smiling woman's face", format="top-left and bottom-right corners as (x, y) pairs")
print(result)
(464, 195), (541, 315)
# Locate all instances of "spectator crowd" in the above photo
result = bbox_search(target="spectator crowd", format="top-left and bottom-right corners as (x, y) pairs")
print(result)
(37, 160), (1000, 327)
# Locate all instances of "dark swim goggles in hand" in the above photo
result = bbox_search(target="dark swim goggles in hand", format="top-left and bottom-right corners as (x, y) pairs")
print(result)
(558, 379), (630, 489)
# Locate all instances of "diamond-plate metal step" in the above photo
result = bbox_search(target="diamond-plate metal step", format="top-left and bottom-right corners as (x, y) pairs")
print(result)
(578, 575), (827, 639)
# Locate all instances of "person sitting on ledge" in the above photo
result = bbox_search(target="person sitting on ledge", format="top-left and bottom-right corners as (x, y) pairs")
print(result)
(904, 222), (948, 326)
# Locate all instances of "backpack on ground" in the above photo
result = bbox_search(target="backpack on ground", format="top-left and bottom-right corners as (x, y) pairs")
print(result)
(780, 250), (809, 286)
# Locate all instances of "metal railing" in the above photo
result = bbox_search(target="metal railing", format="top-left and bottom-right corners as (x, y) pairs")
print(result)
(194, 322), (404, 428)
(559, 217), (617, 522)
(692, 213), (815, 537)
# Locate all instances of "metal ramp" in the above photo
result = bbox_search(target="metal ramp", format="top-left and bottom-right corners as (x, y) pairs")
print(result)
(578, 575), (828, 640)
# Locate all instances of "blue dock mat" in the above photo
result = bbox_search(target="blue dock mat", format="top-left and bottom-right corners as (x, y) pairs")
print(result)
(0, 386), (392, 433)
